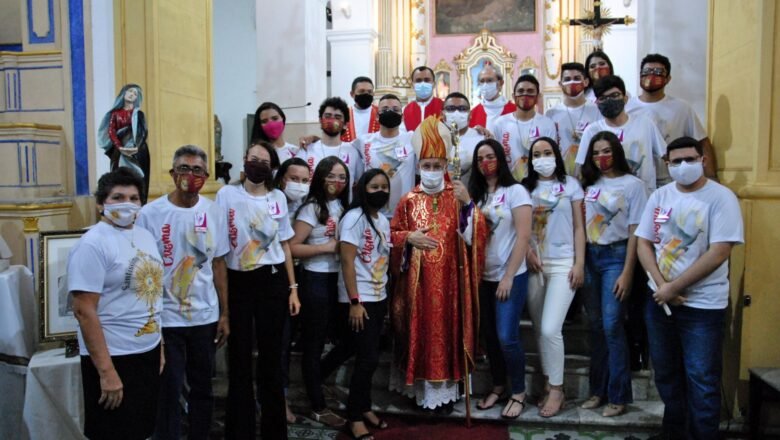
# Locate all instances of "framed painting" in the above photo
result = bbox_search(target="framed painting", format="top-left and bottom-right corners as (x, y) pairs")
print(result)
(39, 230), (86, 342)
(435, 0), (536, 35)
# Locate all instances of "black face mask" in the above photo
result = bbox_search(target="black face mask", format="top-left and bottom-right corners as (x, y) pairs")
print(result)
(378, 110), (402, 128)
(354, 93), (374, 109)
(244, 161), (273, 184)
(366, 190), (390, 209)
(597, 98), (625, 119)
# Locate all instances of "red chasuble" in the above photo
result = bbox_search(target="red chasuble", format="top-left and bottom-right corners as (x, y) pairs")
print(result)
(468, 101), (516, 128)
(390, 184), (487, 385)
(341, 105), (381, 142)
(402, 98), (444, 132)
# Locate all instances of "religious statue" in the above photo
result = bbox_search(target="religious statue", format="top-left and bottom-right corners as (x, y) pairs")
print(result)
(214, 114), (223, 162)
(98, 84), (151, 203)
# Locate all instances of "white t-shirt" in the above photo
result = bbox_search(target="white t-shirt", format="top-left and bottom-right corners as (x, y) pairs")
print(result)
(354, 131), (417, 218)
(575, 114), (667, 193)
(276, 142), (302, 163)
(546, 102), (602, 176)
(583, 174), (647, 245)
(337, 208), (391, 303)
(477, 184), (533, 281)
(68, 221), (164, 356)
(295, 199), (345, 273)
(481, 95), (510, 129)
(449, 128), (485, 184)
(136, 196), (230, 327)
(488, 112), (557, 182)
(635, 180), (743, 309)
(352, 105), (372, 139)
(215, 184), (295, 271)
(302, 140), (364, 191)
(529, 176), (585, 259)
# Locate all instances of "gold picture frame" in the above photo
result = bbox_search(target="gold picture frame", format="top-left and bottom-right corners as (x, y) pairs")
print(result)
(39, 230), (86, 342)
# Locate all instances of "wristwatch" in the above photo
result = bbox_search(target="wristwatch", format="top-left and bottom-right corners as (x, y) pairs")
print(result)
(350, 297), (360, 305)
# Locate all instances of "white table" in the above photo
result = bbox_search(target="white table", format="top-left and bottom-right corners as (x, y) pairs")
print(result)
(23, 348), (85, 440)
(0, 265), (36, 440)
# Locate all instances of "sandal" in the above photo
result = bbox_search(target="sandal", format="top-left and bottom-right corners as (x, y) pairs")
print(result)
(500, 397), (526, 419)
(602, 403), (626, 417)
(539, 388), (566, 418)
(310, 409), (347, 428)
(362, 412), (388, 429)
(346, 421), (374, 440)
(476, 388), (505, 410)
(580, 395), (602, 409)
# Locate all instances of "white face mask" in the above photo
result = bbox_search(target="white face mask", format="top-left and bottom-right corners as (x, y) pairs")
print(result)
(283, 181), (309, 202)
(669, 160), (704, 186)
(480, 82), (499, 101)
(102, 202), (140, 227)
(420, 169), (445, 194)
(532, 157), (557, 177)
(445, 111), (469, 130)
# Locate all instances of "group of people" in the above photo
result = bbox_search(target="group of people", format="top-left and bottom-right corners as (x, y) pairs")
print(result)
(68, 50), (742, 440)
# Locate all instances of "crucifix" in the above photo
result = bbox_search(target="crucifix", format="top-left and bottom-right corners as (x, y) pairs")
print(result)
(562, 0), (635, 51)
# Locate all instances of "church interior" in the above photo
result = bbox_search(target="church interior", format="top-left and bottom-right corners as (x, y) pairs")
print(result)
(1, 0), (779, 438)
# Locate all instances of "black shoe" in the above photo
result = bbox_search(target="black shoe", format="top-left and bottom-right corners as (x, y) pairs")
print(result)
(433, 402), (455, 415)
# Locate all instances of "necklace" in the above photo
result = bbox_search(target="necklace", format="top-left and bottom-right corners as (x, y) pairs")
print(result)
(564, 103), (587, 142)
(116, 226), (136, 249)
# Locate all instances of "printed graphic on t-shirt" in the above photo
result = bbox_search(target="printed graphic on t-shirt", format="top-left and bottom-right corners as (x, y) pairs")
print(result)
(163, 219), (215, 320)
(586, 189), (624, 243)
(483, 193), (507, 235)
(625, 139), (647, 177)
(230, 206), (279, 270)
(654, 206), (704, 278)
(125, 249), (164, 337)
(563, 146), (578, 176)
(532, 184), (564, 254)
(366, 140), (407, 178)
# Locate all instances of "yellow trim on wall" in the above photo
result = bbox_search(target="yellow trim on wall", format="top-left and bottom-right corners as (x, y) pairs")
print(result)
(0, 123), (63, 131)
(0, 50), (62, 56)
(0, 202), (73, 212)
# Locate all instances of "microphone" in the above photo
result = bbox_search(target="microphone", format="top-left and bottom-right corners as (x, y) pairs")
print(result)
(281, 102), (312, 110)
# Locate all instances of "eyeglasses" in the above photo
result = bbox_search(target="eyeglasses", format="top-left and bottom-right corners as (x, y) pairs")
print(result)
(326, 173), (348, 182)
(597, 92), (624, 103)
(640, 67), (667, 77)
(174, 165), (208, 176)
(444, 105), (469, 112)
(668, 155), (701, 166)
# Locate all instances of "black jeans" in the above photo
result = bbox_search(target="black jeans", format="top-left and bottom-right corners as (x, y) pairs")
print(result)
(299, 270), (339, 411)
(154, 322), (217, 440)
(479, 281), (506, 388)
(321, 300), (387, 421)
(225, 265), (289, 440)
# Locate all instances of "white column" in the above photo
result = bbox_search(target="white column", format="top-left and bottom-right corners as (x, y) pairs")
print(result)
(543, 0), (563, 110)
(90, 0), (115, 185)
(256, 0), (327, 122)
(328, 0), (378, 104)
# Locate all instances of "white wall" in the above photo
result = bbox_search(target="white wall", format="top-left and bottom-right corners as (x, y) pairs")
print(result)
(213, 0), (257, 175)
(638, 0), (707, 125)
(601, 0), (639, 97)
(90, 0), (115, 185)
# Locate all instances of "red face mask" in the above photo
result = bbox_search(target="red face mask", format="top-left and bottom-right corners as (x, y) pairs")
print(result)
(641, 74), (666, 92)
(478, 159), (499, 177)
(515, 95), (537, 111)
(594, 155), (614, 172)
(326, 181), (346, 196)
(175, 173), (205, 194)
(320, 118), (343, 137)
(591, 66), (611, 81)
(562, 81), (585, 97)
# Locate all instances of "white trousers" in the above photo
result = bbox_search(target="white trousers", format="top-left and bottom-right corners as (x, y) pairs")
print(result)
(526, 257), (576, 386)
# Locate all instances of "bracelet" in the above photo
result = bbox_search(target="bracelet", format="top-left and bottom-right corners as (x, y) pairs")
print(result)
(289, 283), (299, 290)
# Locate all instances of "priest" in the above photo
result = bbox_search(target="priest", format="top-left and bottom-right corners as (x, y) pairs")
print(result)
(468, 64), (516, 131)
(389, 116), (488, 411)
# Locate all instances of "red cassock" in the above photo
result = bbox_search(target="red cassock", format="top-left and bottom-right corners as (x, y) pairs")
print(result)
(390, 184), (487, 385)
(341, 105), (381, 142)
(402, 98), (444, 132)
(468, 101), (516, 128)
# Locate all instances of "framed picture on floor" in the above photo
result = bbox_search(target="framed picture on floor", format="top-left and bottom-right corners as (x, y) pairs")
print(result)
(39, 230), (86, 342)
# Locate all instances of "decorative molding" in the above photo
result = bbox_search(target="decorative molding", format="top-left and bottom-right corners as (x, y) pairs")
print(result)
(26, 0), (55, 45)
(326, 29), (379, 43)
(0, 123), (62, 130)
(737, 184), (780, 200)
(22, 216), (39, 233)
(433, 58), (452, 74)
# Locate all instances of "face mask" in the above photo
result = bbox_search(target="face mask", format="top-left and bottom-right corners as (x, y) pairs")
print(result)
(378, 110), (402, 128)
(445, 111), (469, 130)
(366, 190), (390, 209)
(244, 161), (273, 184)
(354, 93), (374, 109)
(320, 118), (343, 137)
(640, 74), (666, 93)
(669, 160), (704, 186)
(174, 173), (205, 194)
(597, 98), (625, 119)
(562, 80), (585, 98)
(480, 82), (499, 100)
(478, 159), (498, 177)
(515, 95), (537, 111)
(532, 157), (557, 177)
(414, 82), (433, 100)
(591, 66), (611, 81)
(283, 181), (309, 201)
(420, 170), (444, 194)
(102, 202), (140, 228)
(326, 181), (346, 196)
(594, 155), (614, 172)
(262, 120), (285, 140)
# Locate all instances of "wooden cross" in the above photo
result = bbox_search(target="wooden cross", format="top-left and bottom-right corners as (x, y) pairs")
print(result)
(562, 1), (635, 50)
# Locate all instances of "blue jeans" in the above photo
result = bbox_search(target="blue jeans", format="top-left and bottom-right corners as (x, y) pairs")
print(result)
(155, 322), (217, 440)
(583, 241), (633, 405)
(645, 296), (725, 439)
(480, 272), (529, 394)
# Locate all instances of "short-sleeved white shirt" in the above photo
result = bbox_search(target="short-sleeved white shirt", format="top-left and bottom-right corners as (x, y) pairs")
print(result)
(136, 196), (230, 327)
(583, 174), (647, 245)
(68, 221), (164, 356)
(338, 208), (391, 303)
(488, 112), (557, 182)
(215, 184), (295, 271)
(295, 199), (345, 273)
(529, 176), (585, 259)
(575, 114), (667, 193)
(354, 131), (417, 218)
(276, 142), (303, 163)
(477, 184), (533, 281)
(546, 102), (602, 175)
(302, 141), (363, 192)
(635, 180), (743, 309)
